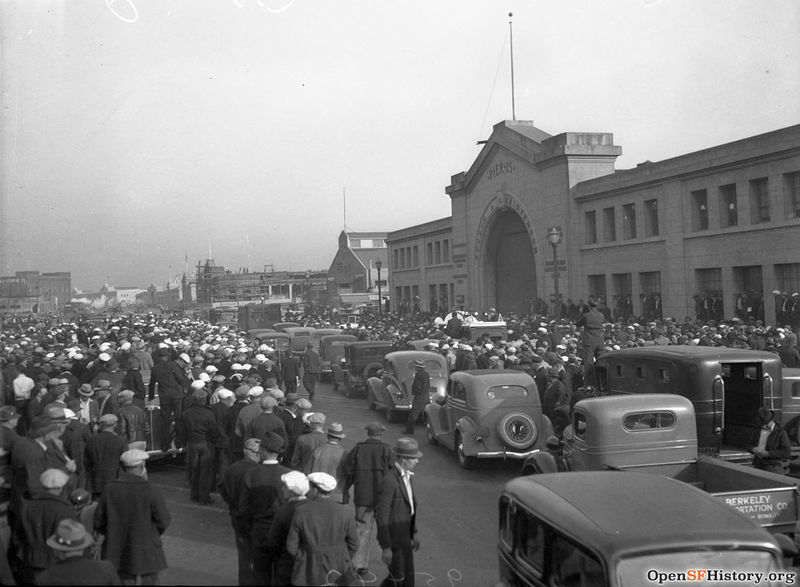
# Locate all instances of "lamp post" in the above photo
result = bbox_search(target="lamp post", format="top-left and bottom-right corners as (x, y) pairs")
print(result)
(375, 261), (383, 315)
(547, 226), (563, 319)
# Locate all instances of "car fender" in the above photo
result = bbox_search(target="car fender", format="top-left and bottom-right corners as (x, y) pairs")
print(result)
(540, 414), (555, 446)
(367, 377), (384, 404)
(522, 450), (562, 475)
(424, 403), (444, 436)
(455, 417), (480, 456)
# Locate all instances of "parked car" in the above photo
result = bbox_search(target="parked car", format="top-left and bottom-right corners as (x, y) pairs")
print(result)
(499, 472), (794, 587)
(366, 351), (448, 424)
(247, 328), (275, 338)
(318, 334), (356, 382)
(332, 341), (395, 398)
(425, 369), (552, 469)
(522, 393), (800, 535)
(310, 328), (345, 350)
(272, 322), (301, 332)
(251, 332), (291, 353)
(406, 339), (440, 351)
(283, 326), (316, 352)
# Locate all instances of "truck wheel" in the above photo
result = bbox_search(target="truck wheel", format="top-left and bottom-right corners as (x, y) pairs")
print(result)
(456, 432), (476, 469)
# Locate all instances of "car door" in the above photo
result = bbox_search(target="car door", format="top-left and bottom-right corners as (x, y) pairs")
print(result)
(445, 379), (469, 447)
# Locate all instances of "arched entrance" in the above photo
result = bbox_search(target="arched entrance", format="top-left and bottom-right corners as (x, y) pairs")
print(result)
(482, 210), (537, 315)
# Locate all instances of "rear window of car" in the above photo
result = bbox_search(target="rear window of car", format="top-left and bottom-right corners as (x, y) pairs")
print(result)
(407, 360), (445, 377)
(622, 411), (676, 431)
(486, 385), (528, 400)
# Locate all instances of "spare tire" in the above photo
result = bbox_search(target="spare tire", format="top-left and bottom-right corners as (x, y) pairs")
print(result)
(497, 412), (537, 450)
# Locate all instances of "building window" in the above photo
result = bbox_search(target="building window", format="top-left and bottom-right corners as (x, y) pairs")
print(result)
(602, 207), (616, 242)
(644, 199), (659, 237)
(435, 241), (442, 264)
(622, 203), (637, 239)
(749, 178), (770, 223)
(443, 240), (450, 262)
(373, 239), (385, 248)
(393, 249), (399, 269)
(412, 246), (419, 267)
(776, 263), (800, 296)
(349, 238), (361, 248)
(584, 211), (597, 244)
(784, 172), (800, 219)
(588, 274), (606, 304)
(426, 243), (433, 265)
(691, 189), (708, 231)
(719, 184), (738, 227)
(399, 248), (405, 269)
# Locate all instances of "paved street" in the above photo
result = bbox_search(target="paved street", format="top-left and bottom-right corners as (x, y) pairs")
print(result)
(149, 380), (522, 586)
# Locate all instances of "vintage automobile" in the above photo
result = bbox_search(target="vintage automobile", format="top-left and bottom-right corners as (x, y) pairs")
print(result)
(332, 341), (395, 398)
(366, 351), (448, 424)
(318, 334), (356, 381)
(499, 472), (794, 587)
(272, 321), (301, 332)
(425, 370), (553, 469)
(283, 326), (316, 352)
(406, 339), (440, 351)
(247, 328), (276, 338)
(594, 346), (787, 460)
(522, 394), (800, 534)
(462, 321), (508, 343)
(251, 331), (291, 354)
(310, 328), (345, 350)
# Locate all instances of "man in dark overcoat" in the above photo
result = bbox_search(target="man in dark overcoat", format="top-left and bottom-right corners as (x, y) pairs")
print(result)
(94, 449), (171, 585)
(85, 414), (127, 499)
(377, 437), (422, 587)
(148, 349), (190, 451)
(238, 432), (289, 585)
(402, 360), (429, 435)
(176, 388), (219, 505)
(342, 422), (394, 575)
(301, 343), (321, 401)
(220, 438), (261, 587)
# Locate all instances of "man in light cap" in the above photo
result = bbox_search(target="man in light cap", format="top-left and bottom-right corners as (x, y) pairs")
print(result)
(85, 414), (128, 499)
(176, 389), (219, 505)
(291, 411), (327, 473)
(220, 437), (261, 586)
(246, 395), (286, 447)
(286, 471), (358, 586)
(18, 468), (77, 580)
(377, 437), (423, 587)
(95, 449), (171, 585)
(268, 470), (310, 585)
(238, 432), (289, 585)
(343, 422), (394, 575)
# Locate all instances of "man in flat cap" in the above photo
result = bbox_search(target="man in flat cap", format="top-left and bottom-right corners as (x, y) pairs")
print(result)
(238, 432), (289, 585)
(85, 414), (128, 499)
(18, 468), (77, 581)
(291, 411), (327, 473)
(377, 437), (423, 587)
(268, 470), (310, 585)
(95, 449), (171, 585)
(343, 422), (394, 576)
(220, 438), (261, 587)
(286, 471), (359, 586)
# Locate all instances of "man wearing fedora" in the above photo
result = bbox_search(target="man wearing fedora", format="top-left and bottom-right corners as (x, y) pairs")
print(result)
(94, 449), (171, 585)
(377, 437), (422, 587)
(37, 519), (121, 585)
(402, 360), (429, 436)
(309, 422), (348, 503)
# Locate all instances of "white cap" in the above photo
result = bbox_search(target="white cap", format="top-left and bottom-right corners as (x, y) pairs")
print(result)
(98, 352), (111, 362)
(179, 353), (191, 364)
(190, 380), (206, 390)
(249, 385), (264, 398)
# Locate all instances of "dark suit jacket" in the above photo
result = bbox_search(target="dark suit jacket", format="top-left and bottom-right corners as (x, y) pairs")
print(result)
(36, 557), (120, 585)
(85, 431), (128, 495)
(238, 462), (289, 547)
(376, 465), (417, 550)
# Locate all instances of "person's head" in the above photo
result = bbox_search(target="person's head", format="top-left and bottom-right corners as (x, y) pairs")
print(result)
(259, 395), (278, 413)
(98, 414), (118, 431)
(412, 359), (427, 371)
(758, 407), (775, 429)
(260, 432), (285, 461)
(365, 422), (386, 438)
(281, 470), (310, 501)
(120, 449), (149, 478)
(326, 422), (345, 442)
(93, 380), (111, 399)
(265, 377), (279, 389)
(0, 405), (20, 428)
(40, 468), (70, 497)
(69, 488), (92, 511)
(47, 519), (94, 560)
(191, 389), (208, 406)
(294, 398), (312, 415)
(118, 389), (135, 406)
(393, 437), (422, 472)
(29, 416), (60, 442)
(243, 438), (261, 463)
(307, 472), (337, 497)
(307, 412), (326, 431)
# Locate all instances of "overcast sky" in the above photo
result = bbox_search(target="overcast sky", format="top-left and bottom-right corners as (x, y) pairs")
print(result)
(1, 0), (798, 291)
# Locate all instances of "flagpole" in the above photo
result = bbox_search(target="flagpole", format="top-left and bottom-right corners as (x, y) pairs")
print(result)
(509, 12), (516, 121)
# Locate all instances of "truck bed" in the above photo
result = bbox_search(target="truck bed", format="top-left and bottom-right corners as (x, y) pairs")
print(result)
(617, 457), (799, 533)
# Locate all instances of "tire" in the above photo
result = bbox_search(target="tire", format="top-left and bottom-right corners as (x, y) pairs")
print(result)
(521, 462), (541, 476)
(456, 432), (476, 469)
(497, 412), (537, 450)
(426, 417), (439, 446)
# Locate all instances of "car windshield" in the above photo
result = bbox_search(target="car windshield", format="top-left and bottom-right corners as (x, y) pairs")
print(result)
(486, 385), (528, 400)
(409, 360), (444, 377)
(617, 550), (781, 586)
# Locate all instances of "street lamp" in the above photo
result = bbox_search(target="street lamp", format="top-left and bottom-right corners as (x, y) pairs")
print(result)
(375, 260), (383, 315)
(547, 226), (563, 319)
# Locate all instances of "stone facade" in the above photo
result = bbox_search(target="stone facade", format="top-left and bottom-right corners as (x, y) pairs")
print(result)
(387, 120), (800, 323)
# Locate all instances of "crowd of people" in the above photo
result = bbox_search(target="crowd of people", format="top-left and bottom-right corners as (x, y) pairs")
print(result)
(0, 300), (799, 585)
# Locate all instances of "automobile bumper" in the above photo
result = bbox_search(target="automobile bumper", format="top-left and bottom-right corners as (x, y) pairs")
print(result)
(473, 449), (541, 460)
